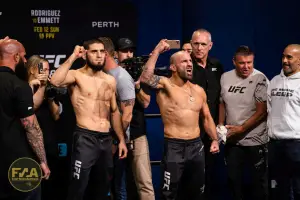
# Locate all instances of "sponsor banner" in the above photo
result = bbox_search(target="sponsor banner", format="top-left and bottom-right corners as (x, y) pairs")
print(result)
(0, 1), (137, 71)
(0, 1), (137, 155)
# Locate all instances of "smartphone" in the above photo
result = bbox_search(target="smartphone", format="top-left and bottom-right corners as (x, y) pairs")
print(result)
(38, 62), (43, 74)
(166, 40), (180, 49)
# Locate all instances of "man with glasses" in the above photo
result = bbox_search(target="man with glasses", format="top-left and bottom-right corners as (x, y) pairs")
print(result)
(190, 29), (224, 200)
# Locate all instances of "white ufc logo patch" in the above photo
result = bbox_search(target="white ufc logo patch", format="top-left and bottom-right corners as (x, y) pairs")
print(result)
(163, 171), (171, 191)
(73, 160), (82, 179)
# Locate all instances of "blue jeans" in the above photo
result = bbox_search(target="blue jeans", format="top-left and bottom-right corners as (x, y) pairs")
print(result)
(113, 150), (127, 200)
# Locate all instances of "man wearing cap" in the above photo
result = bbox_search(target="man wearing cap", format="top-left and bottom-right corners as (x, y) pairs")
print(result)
(113, 38), (155, 200)
(115, 38), (135, 62)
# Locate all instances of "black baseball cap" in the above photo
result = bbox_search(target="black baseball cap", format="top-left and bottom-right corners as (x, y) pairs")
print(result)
(116, 38), (136, 50)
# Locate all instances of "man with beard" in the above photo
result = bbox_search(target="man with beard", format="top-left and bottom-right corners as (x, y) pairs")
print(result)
(268, 44), (300, 200)
(0, 36), (50, 200)
(139, 39), (220, 200)
(50, 38), (127, 200)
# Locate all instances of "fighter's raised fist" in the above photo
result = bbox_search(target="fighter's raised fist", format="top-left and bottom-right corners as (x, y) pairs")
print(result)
(73, 45), (86, 58)
(153, 39), (170, 54)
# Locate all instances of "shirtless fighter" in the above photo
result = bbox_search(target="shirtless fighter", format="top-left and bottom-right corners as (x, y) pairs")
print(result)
(140, 39), (219, 200)
(50, 39), (127, 200)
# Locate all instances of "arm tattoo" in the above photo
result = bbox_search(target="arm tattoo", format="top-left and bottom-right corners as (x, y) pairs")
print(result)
(146, 75), (160, 88)
(141, 66), (160, 88)
(121, 99), (135, 107)
(21, 116), (47, 164)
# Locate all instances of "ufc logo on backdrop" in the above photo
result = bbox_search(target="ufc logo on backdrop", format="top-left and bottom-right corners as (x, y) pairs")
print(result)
(40, 55), (66, 78)
(163, 171), (171, 191)
(40, 54), (66, 68)
(228, 86), (246, 93)
(73, 160), (82, 179)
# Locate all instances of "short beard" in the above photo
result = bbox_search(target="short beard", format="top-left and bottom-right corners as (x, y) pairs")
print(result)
(178, 71), (191, 82)
(86, 58), (105, 72)
(15, 59), (27, 80)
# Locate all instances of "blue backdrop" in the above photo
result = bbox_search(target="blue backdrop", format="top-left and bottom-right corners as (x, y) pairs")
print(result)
(129, 0), (300, 199)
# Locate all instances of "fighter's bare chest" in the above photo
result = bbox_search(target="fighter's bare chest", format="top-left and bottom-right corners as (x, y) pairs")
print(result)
(73, 77), (113, 100)
(173, 94), (202, 110)
(158, 90), (202, 111)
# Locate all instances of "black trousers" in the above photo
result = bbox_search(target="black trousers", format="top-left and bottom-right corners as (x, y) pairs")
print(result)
(41, 155), (59, 200)
(202, 136), (225, 200)
(66, 126), (113, 200)
(225, 144), (268, 200)
(161, 137), (205, 200)
(0, 185), (41, 200)
(269, 139), (300, 200)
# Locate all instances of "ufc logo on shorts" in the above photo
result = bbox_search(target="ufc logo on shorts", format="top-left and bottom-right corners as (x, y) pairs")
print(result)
(228, 86), (246, 93)
(200, 184), (205, 194)
(73, 160), (82, 179)
(163, 171), (171, 191)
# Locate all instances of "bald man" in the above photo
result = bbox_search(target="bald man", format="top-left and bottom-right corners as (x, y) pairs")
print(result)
(190, 28), (223, 200)
(268, 44), (300, 200)
(0, 37), (50, 200)
(140, 39), (219, 200)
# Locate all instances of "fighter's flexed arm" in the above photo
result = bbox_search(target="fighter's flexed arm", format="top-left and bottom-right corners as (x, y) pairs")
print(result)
(50, 46), (84, 87)
(139, 39), (170, 89)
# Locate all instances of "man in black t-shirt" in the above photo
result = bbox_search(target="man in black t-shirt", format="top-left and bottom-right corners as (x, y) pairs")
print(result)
(0, 37), (50, 199)
(190, 29), (224, 200)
